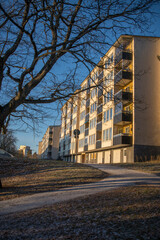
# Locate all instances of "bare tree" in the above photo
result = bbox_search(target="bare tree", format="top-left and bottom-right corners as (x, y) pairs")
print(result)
(0, 131), (17, 154)
(0, 0), (159, 133)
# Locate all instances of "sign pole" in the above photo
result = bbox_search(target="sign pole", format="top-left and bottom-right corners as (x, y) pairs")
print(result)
(73, 129), (80, 163)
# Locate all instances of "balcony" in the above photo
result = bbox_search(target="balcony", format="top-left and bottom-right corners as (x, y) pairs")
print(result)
(96, 140), (101, 149)
(98, 89), (103, 98)
(97, 104), (103, 114)
(114, 70), (132, 87)
(85, 113), (89, 123)
(85, 128), (89, 136)
(86, 99), (90, 108)
(115, 51), (132, 66)
(114, 90), (132, 105)
(84, 145), (88, 151)
(96, 121), (102, 131)
(98, 71), (103, 81)
(114, 111), (132, 126)
(113, 134), (132, 145)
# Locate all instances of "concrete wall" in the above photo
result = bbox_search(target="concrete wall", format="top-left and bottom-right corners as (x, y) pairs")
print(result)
(134, 37), (160, 147)
(97, 152), (102, 164)
(51, 126), (61, 159)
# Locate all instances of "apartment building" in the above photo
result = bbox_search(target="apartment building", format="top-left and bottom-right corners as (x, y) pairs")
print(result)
(39, 125), (60, 159)
(19, 145), (32, 157)
(59, 35), (160, 163)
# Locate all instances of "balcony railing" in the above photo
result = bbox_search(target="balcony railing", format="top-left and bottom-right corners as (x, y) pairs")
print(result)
(114, 70), (132, 87)
(113, 133), (132, 145)
(114, 90), (132, 105)
(98, 89), (103, 98)
(86, 99), (90, 108)
(97, 104), (103, 114)
(84, 145), (88, 151)
(85, 128), (89, 136)
(96, 140), (101, 149)
(98, 71), (103, 81)
(114, 111), (132, 126)
(115, 51), (132, 66)
(87, 88), (90, 94)
(96, 121), (102, 131)
(85, 113), (89, 123)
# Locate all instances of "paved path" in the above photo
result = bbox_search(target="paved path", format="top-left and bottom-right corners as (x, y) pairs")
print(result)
(0, 164), (160, 215)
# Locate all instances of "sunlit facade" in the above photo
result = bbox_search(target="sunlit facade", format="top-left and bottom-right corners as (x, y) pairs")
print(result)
(59, 35), (160, 163)
(39, 125), (61, 159)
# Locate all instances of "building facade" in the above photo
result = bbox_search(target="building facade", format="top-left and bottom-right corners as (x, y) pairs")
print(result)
(39, 125), (61, 159)
(59, 35), (160, 164)
(19, 145), (32, 157)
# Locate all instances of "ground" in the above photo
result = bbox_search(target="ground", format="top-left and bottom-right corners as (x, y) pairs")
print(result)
(0, 158), (108, 200)
(113, 160), (160, 176)
(0, 186), (159, 240)
(0, 159), (160, 239)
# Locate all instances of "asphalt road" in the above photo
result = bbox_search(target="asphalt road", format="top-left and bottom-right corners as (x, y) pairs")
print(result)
(0, 164), (160, 215)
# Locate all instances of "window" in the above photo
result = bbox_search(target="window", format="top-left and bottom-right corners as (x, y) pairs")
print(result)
(80, 124), (85, 133)
(73, 118), (77, 125)
(68, 102), (72, 109)
(90, 117), (96, 129)
(125, 86), (130, 92)
(104, 89), (113, 104)
(92, 72), (98, 82)
(110, 89), (113, 100)
(90, 102), (97, 114)
(109, 128), (112, 140)
(104, 112), (107, 123)
(81, 99), (86, 107)
(110, 53), (113, 63)
(91, 88), (97, 98)
(125, 106), (131, 113)
(84, 137), (88, 145)
(103, 128), (112, 141)
(66, 123), (70, 130)
(103, 129), (109, 141)
(105, 54), (113, 69)
(125, 126), (130, 134)
(90, 152), (97, 163)
(105, 71), (114, 86)
(107, 109), (109, 121)
(115, 102), (122, 114)
(80, 110), (85, 120)
(79, 139), (84, 148)
(110, 108), (113, 120)
(103, 130), (106, 141)
(118, 128), (123, 134)
(73, 105), (77, 113)
(104, 108), (113, 122)
(89, 134), (95, 145)
(67, 112), (71, 119)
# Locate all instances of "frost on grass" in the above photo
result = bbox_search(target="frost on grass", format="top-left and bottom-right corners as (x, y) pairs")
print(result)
(0, 186), (159, 240)
(0, 158), (108, 200)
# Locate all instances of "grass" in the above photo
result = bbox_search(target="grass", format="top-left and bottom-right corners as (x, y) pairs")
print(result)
(113, 160), (160, 176)
(0, 158), (108, 201)
(0, 186), (159, 240)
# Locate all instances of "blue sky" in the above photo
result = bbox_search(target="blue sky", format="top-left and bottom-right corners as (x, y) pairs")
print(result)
(14, 4), (160, 153)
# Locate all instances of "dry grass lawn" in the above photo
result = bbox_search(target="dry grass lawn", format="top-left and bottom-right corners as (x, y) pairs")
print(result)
(0, 186), (159, 240)
(0, 158), (108, 201)
(113, 160), (160, 176)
